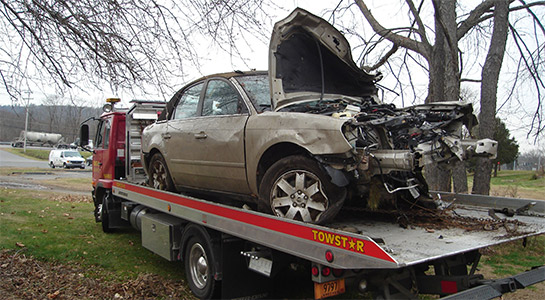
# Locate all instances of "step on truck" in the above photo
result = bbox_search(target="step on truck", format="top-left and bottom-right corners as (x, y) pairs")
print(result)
(79, 98), (545, 300)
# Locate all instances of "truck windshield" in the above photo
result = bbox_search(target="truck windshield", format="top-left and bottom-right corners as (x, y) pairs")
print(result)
(235, 75), (271, 113)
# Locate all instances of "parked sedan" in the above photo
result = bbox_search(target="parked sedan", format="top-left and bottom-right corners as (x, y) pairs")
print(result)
(142, 9), (496, 224)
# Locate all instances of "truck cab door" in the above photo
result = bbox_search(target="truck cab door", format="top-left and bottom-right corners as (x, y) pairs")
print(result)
(92, 117), (112, 188)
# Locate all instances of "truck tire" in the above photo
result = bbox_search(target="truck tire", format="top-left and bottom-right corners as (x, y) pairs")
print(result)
(63, 163), (69, 169)
(148, 153), (175, 192)
(49, 162), (55, 169)
(184, 235), (218, 299)
(258, 155), (346, 224)
(100, 191), (114, 233)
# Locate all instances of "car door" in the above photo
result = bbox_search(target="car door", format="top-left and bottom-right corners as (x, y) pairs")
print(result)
(163, 82), (205, 187)
(191, 78), (251, 193)
(165, 78), (250, 194)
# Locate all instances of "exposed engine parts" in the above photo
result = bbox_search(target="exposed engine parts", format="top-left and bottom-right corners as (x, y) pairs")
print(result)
(283, 97), (498, 211)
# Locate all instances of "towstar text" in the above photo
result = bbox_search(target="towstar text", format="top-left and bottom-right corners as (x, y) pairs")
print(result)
(311, 230), (365, 253)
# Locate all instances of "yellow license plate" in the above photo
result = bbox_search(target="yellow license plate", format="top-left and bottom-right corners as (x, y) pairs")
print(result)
(314, 278), (345, 299)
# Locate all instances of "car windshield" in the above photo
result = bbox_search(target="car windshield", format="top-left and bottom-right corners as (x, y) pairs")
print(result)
(64, 151), (82, 158)
(235, 75), (271, 113)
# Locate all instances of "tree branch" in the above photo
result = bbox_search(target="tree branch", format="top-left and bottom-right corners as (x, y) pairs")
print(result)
(355, 0), (430, 59)
(457, 0), (496, 40)
(466, 1), (545, 32)
(461, 78), (482, 83)
(363, 44), (399, 72)
(510, 23), (545, 138)
(406, 0), (430, 45)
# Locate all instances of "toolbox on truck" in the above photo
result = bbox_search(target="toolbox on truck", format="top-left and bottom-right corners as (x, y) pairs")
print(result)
(141, 213), (183, 261)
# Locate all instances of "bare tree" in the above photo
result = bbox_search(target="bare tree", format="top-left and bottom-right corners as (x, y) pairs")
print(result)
(42, 95), (64, 132)
(0, 0), (274, 103)
(352, 0), (544, 193)
(473, 0), (510, 195)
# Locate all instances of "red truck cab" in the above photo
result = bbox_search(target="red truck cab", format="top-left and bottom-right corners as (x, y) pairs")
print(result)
(80, 98), (128, 230)
(92, 111), (126, 189)
(80, 98), (165, 231)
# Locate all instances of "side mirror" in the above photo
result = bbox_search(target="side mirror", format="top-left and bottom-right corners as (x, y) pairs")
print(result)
(80, 124), (89, 146)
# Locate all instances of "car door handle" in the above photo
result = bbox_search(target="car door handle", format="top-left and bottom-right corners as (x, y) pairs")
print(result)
(162, 133), (172, 139)
(194, 131), (207, 139)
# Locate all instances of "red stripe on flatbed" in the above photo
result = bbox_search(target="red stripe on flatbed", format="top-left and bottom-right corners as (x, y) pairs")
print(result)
(114, 181), (396, 264)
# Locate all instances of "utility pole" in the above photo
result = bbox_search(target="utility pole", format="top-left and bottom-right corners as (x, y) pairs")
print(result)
(22, 90), (33, 153)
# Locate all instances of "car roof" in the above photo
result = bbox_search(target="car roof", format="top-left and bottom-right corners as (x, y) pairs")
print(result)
(186, 70), (267, 86)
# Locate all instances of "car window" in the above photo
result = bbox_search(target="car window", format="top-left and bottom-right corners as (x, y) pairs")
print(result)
(174, 82), (203, 119)
(235, 75), (270, 112)
(202, 80), (246, 116)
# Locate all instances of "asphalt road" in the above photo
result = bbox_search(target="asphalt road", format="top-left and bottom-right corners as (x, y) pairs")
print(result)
(0, 146), (50, 168)
(0, 145), (91, 194)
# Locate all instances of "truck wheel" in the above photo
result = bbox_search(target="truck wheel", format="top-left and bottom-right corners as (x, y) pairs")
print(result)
(49, 162), (55, 169)
(148, 153), (175, 192)
(63, 163), (68, 169)
(258, 155), (346, 224)
(185, 235), (218, 299)
(100, 191), (114, 233)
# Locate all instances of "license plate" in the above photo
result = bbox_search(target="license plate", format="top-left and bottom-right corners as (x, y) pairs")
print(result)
(314, 279), (345, 299)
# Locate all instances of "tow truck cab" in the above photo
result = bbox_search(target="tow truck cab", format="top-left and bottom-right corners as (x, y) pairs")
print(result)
(80, 98), (165, 229)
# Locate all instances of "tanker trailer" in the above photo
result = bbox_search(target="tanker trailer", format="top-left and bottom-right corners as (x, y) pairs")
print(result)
(11, 131), (64, 147)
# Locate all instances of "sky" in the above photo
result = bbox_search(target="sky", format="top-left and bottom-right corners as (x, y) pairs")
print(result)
(0, 0), (543, 153)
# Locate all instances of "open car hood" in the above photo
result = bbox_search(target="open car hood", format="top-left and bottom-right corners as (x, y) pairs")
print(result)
(269, 8), (379, 110)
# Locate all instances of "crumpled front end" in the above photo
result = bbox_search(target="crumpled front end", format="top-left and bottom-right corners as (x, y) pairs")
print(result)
(317, 100), (497, 209)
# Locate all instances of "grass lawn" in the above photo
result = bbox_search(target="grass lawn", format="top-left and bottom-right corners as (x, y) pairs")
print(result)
(468, 170), (545, 199)
(482, 236), (545, 277)
(0, 189), (183, 283)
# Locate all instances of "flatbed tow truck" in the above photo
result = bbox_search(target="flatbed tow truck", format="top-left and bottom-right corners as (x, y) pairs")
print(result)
(80, 99), (545, 299)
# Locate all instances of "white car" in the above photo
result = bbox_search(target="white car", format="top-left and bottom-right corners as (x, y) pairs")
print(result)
(49, 149), (86, 169)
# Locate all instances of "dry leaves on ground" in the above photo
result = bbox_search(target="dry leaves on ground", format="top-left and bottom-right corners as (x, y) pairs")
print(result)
(0, 249), (195, 299)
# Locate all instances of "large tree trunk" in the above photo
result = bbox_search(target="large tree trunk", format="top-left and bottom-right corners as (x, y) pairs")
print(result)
(472, 0), (509, 195)
(452, 161), (468, 193)
(425, 0), (460, 192)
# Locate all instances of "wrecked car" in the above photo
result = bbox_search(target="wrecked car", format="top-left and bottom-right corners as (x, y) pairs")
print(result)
(141, 8), (497, 224)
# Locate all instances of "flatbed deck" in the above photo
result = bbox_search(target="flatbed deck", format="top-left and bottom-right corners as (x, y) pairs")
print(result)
(335, 203), (545, 267)
(113, 181), (545, 270)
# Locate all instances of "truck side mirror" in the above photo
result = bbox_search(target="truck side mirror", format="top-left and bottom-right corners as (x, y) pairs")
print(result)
(80, 124), (89, 146)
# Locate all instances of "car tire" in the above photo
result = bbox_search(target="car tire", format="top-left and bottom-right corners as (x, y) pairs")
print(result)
(148, 153), (176, 192)
(258, 155), (346, 224)
(49, 162), (55, 169)
(63, 163), (68, 169)
(184, 235), (219, 299)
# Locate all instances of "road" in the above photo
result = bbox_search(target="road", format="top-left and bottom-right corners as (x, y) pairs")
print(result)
(0, 146), (51, 168)
(0, 145), (91, 194)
